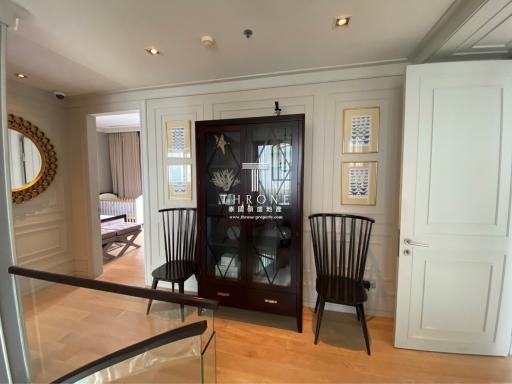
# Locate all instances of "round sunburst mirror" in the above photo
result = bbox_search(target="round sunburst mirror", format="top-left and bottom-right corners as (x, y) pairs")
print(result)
(8, 114), (58, 204)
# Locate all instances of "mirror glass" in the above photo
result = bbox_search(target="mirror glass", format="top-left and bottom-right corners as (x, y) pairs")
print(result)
(9, 128), (43, 190)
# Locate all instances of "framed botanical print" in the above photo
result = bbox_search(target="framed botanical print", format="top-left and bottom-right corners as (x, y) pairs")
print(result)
(341, 161), (377, 205)
(166, 120), (191, 158)
(168, 164), (192, 200)
(343, 107), (380, 154)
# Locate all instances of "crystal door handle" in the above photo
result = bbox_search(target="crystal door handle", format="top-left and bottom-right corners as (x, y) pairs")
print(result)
(404, 238), (429, 247)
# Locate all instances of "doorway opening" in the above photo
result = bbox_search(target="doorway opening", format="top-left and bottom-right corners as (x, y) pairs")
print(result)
(91, 110), (145, 284)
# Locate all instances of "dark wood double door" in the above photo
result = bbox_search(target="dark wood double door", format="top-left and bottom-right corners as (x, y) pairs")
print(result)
(195, 114), (304, 332)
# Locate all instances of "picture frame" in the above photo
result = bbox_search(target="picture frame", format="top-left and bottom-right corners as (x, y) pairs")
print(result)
(166, 120), (191, 158)
(341, 161), (377, 205)
(168, 164), (192, 200)
(342, 107), (380, 154)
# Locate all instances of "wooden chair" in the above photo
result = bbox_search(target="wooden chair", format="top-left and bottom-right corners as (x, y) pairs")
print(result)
(147, 208), (198, 320)
(308, 213), (374, 355)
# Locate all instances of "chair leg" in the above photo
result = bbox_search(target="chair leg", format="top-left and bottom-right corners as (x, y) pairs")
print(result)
(314, 294), (320, 314)
(314, 297), (325, 344)
(178, 281), (185, 322)
(356, 306), (360, 322)
(146, 278), (159, 315)
(358, 304), (371, 355)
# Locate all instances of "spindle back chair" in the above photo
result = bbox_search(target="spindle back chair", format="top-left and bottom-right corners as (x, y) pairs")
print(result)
(308, 213), (374, 355)
(147, 208), (198, 320)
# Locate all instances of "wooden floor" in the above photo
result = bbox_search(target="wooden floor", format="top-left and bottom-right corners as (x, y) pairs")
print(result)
(22, 237), (512, 383)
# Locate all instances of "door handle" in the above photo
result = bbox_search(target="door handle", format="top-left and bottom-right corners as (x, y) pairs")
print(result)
(404, 238), (429, 247)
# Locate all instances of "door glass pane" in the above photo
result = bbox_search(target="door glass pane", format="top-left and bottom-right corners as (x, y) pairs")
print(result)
(248, 125), (294, 287)
(205, 131), (242, 280)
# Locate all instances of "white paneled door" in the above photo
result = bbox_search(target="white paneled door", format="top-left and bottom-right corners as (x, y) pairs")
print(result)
(395, 62), (512, 355)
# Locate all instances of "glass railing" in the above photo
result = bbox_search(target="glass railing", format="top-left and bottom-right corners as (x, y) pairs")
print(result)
(8, 266), (218, 383)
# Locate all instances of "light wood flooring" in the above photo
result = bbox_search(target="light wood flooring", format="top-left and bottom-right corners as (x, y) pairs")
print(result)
(22, 236), (512, 383)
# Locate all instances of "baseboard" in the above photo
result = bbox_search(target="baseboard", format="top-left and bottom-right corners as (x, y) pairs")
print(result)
(303, 300), (394, 319)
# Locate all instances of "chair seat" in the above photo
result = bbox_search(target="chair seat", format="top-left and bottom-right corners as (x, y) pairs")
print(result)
(316, 276), (367, 305)
(152, 261), (197, 282)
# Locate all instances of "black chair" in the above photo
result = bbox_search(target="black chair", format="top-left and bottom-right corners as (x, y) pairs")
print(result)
(147, 208), (198, 320)
(308, 213), (374, 355)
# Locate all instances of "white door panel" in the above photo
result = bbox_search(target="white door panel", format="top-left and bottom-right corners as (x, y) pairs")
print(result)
(395, 62), (512, 356)
(410, 250), (504, 341)
(416, 77), (512, 237)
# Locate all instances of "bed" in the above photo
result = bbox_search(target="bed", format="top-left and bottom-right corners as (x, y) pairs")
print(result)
(99, 193), (143, 223)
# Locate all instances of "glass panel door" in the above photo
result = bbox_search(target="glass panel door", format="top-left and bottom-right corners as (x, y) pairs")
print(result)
(246, 123), (297, 288)
(205, 131), (243, 281)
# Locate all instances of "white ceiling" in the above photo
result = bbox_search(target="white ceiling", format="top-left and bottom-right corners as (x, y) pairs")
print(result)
(95, 111), (140, 133)
(6, 0), (455, 96)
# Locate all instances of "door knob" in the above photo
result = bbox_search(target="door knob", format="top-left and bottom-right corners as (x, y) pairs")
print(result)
(404, 238), (429, 247)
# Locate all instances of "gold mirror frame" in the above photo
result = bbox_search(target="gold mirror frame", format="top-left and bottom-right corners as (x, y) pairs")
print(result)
(8, 114), (58, 204)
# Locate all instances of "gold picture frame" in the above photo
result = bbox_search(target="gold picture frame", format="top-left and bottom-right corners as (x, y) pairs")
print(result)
(342, 107), (380, 154)
(168, 164), (192, 200)
(8, 114), (58, 204)
(166, 120), (191, 158)
(341, 161), (377, 205)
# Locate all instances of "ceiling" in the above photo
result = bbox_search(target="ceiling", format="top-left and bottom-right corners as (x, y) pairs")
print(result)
(6, 0), (456, 96)
(428, 0), (512, 61)
(95, 111), (140, 133)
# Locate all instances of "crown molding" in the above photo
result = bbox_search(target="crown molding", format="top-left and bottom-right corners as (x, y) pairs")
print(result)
(413, 0), (512, 62)
(68, 61), (408, 107)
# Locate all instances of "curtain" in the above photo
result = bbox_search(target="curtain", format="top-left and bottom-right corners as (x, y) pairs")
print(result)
(108, 132), (142, 198)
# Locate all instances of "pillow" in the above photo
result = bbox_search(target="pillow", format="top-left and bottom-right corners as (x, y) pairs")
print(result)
(99, 193), (118, 200)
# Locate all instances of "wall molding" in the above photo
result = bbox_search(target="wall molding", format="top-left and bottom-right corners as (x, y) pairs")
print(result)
(68, 62), (407, 107)
(8, 80), (74, 281)
(413, 0), (512, 62)
(69, 63), (405, 317)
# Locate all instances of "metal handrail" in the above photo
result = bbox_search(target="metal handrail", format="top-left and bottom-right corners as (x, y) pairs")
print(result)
(8, 266), (219, 310)
(52, 320), (208, 383)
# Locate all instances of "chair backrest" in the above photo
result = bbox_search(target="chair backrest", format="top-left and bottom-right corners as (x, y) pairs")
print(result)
(308, 214), (374, 282)
(160, 208), (197, 264)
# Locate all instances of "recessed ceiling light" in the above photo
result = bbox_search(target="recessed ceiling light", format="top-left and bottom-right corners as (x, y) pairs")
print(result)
(15, 73), (28, 79)
(335, 16), (350, 28)
(145, 47), (160, 56)
(201, 35), (215, 48)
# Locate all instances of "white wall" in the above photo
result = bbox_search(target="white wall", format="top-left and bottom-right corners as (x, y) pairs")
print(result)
(70, 62), (405, 317)
(6, 80), (73, 278)
(144, 76), (402, 317)
(96, 131), (112, 193)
